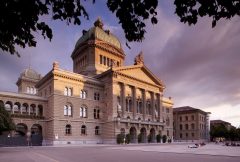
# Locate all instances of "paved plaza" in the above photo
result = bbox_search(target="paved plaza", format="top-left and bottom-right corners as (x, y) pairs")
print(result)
(0, 143), (240, 162)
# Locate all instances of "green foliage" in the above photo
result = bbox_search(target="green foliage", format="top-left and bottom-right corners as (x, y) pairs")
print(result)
(156, 134), (162, 143)
(116, 133), (125, 144)
(147, 134), (151, 143)
(210, 124), (228, 140)
(174, 0), (240, 28)
(107, 0), (158, 42)
(210, 124), (240, 141)
(138, 133), (142, 143)
(162, 135), (167, 143)
(167, 138), (172, 143)
(1, 0), (239, 56)
(0, 106), (15, 134)
(125, 133), (130, 144)
(0, 0), (158, 56)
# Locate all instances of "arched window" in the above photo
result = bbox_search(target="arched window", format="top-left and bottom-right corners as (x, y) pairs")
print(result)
(64, 87), (68, 96)
(22, 103), (28, 114)
(68, 88), (72, 96)
(5, 101), (12, 112)
(80, 90), (87, 99)
(81, 125), (86, 135)
(185, 124), (189, 130)
(64, 105), (72, 116)
(64, 105), (68, 116)
(95, 126), (100, 135)
(80, 106), (87, 118)
(30, 87), (34, 94)
(65, 124), (71, 135)
(64, 87), (72, 96)
(68, 106), (72, 116)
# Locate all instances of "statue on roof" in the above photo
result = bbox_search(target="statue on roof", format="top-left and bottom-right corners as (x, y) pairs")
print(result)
(134, 51), (144, 65)
(94, 17), (104, 29)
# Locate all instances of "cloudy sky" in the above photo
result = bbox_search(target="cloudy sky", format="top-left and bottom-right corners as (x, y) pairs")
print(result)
(0, 1), (239, 127)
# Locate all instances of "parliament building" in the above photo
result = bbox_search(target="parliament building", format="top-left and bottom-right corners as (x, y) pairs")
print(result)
(0, 19), (173, 145)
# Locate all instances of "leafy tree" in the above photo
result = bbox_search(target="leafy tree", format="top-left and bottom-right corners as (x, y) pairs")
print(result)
(0, 105), (15, 134)
(210, 124), (229, 141)
(174, 0), (240, 28)
(125, 133), (130, 144)
(0, 0), (158, 56)
(162, 135), (167, 143)
(116, 133), (124, 144)
(156, 134), (162, 143)
(1, 0), (240, 56)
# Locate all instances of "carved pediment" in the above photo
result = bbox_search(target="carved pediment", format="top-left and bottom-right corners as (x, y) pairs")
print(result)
(114, 65), (164, 87)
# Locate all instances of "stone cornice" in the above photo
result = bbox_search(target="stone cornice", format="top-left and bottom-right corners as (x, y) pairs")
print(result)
(0, 91), (47, 102)
(71, 40), (125, 59)
(53, 69), (104, 87)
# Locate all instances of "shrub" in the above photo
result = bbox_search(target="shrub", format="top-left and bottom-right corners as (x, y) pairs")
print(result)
(116, 134), (124, 144)
(125, 133), (130, 144)
(156, 134), (162, 143)
(162, 135), (167, 143)
(138, 133), (142, 143)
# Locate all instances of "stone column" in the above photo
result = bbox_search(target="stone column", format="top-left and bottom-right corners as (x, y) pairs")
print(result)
(12, 104), (14, 114)
(142, 89), (146, 121)
(151, 92), (154, 121)
(159, 93), (163, 122)
(121, 83), (126, 118)
(132, 86), (136, 119)
(36, 106), (39, 116)
(157, 93), (161, 121)
(28, 105), (31, 115)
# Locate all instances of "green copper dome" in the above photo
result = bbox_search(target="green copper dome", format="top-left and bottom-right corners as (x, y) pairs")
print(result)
(75, 18), (122, 49)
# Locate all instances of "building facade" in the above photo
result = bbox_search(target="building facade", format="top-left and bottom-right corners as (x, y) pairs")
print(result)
(0, 18), (173, 145)
(173, 106), (210, 142)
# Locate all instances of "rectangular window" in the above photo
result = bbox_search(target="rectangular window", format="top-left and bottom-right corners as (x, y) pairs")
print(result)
(97, 109), (100, 119)
(100, 55), (103, 64)
(107, 58), (110, 66)
(103, 56), (106, 65)
(94, 92), (100, 100)
(94, 109), (96, 119)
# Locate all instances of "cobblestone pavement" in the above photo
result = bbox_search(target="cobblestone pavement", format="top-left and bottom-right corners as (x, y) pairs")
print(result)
(0, 143), (239, 162)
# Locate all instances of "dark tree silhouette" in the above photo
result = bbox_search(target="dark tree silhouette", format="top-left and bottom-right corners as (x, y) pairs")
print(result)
(0, 105), (15, 134)
(0, 0), (239, 56)
(175, 0), (240, 27)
